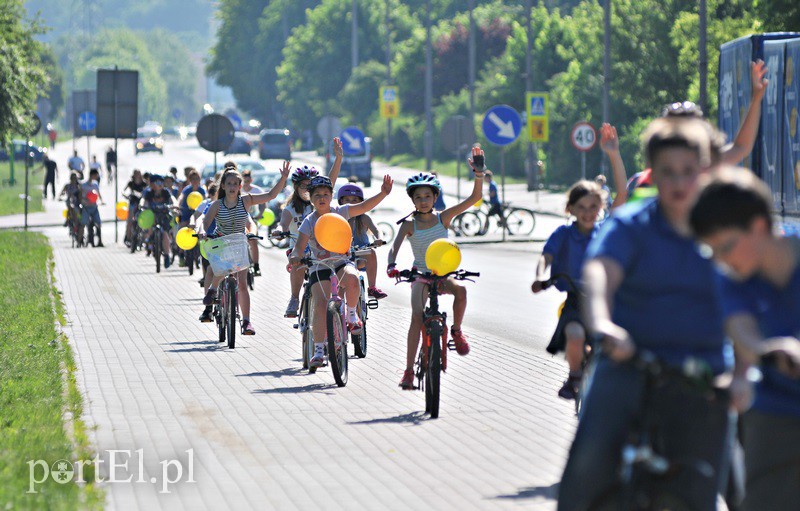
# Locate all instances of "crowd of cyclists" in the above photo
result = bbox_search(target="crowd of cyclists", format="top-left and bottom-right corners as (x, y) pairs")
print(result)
(50, 56), (799, 510)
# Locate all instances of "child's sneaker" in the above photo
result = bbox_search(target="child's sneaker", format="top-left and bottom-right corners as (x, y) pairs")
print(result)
(399, 369), (415, 390)
(284, 297), (299, 318)
(203, 288), (216, 306)
(368, 286), (388, 299)
(310, 346), (325, 368)
(242, 320), (255, 335)
(558, 376), (581, 401)
(198, 306), (213, 323)
(451, 327), (470, 356)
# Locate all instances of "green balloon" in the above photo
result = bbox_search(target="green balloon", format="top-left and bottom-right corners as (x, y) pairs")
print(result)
(137, 209), (155, 229)
(259, 208), (276, 227)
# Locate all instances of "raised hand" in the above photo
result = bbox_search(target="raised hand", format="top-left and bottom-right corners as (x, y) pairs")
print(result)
(380, 174), (394, 195)
(333, 137), (343, 159)
(599, 123), (619, 155)
(751, 59), (768, 100)
(280, 160), (292, 180)
(468, 146), (485, 172)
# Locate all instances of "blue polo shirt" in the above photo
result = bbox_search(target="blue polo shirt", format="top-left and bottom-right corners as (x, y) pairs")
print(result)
(543, 223), (597, 293)
(585, 198), (726, 373)
(717, 253), (800, 417)
(488, 181), (501, 207)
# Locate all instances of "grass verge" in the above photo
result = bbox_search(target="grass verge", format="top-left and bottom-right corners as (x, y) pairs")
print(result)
(0, 232), (102, 510)
(0, 162), (45, 216)
(374, 153), (527, 184)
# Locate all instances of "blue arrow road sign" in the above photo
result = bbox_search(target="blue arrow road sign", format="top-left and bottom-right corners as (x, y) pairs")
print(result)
(340, 126), (366, 155)
(78, 111), (96, 132)
(482, 105), (522, 146)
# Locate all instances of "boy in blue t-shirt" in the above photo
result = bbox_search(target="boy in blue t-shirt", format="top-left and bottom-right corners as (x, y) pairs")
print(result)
(690, 169), (800, 511)
(558, 117), (728, 511)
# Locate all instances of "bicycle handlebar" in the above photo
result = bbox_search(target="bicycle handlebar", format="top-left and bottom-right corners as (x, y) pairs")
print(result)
(541, 273), (580, 294)
(395, 268), (480, 282)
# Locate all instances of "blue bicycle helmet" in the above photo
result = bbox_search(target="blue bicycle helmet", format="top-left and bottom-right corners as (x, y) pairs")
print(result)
(405, 173), (441, 197)
(307, 175), (333, 193)
(337, 184), (364, 201)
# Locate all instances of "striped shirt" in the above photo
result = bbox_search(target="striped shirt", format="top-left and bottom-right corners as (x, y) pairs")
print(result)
(216, 196), (249, 236)
(410, 214), (448, 271)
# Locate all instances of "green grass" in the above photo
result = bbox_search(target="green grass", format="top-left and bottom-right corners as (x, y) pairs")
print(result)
(0, 232), (102, 510)
(0, 162), (45, 216)
(375, 153), (527, 184)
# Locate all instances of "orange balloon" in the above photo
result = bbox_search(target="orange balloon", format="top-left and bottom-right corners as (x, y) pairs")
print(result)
(314, 213), (352, 254)
(115, 205), (128, 221)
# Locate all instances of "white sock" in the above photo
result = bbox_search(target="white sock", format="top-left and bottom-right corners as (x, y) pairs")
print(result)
(347, 306), (358, 320)
(314, 343), (325, 352)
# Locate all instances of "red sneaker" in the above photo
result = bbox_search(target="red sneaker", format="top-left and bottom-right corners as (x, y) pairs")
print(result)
(451, 327), (470, 356)
(368, 286), (388, 299)
(399, 369), (415, 390)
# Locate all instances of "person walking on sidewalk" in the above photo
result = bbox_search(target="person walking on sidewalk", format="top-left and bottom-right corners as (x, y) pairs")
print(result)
(42, 154), (58, 199)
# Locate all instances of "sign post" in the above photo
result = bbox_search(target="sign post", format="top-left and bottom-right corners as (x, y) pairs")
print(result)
(570, 121), (597, 179)
(196, 114), (235, 174)
(24, 113), (42, 231)
(482, 105), (522, 241)
(316, 115), (342, 161)
(380, 86), (399, 159)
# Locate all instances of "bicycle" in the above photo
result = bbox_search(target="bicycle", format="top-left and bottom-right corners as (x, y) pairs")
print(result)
(454, 201), (536, 237)
(202, 233), (261, 349)
(376, 220), (395, 243)
(588, 349), (729, 511)
(394, 268), (480, 418)
(539, 272), (592, 416)
(147, 204), (177, 273)
(350, 240), (385, 359)
(297, 255), (355, 387)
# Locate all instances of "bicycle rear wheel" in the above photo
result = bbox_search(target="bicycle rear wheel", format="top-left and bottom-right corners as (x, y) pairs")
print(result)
(216, 301), (225, 343)
(227, 282), (237, 349)
(247, 269), (254, 291)
(426, 322), (442, 418)
(153, 229), (162, 273)
(505, 208), (536, 236)
(187, 247), (195, 276)
(352, 280), (367, 358)
(326, 300), (348, 387)
(376, 221), (395, 243)
(300, 289), (314, 370)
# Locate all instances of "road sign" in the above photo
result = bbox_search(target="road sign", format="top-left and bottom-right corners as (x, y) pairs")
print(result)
(340, 126), (366, 155)
(317, 115), (341, 142)
(196, 113), (235, 153)
(482, 105), (522, 146)
(441, 115), (474, 154)
(570, 122), (597, 152)
(228, 113), (243, 130)
(380, 86), (399, 119)
(78, 111), (96, 132)
(526, 92), (549, 143)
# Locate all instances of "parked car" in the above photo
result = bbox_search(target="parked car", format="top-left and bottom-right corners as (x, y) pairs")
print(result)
(325, 137), (373, 187)
(0, 140), (47, 162)
(224, 132), (253, 156)
(258, 129), (292, 160)
(201, 158), (267, 180)
(135, 126), (164, 155)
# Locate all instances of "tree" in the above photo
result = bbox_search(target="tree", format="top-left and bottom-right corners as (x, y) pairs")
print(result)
(0, 0), (49, 139)
(37, 44), (64, 123)
(144, 29), (199, 123)
(337, 61), (388, 128)
(276, 0), (415, 131)
(759, 0), (800, 32)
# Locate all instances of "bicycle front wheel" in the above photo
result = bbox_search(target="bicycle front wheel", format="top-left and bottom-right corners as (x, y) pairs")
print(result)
(505, 208), (536, 236)
(456, 211), (484, 237)
(153, 230), (162, 273)
(376, 221), (395, 243)
(426, 322), (442, 418)
(227, 283), (237, 349)
(300, 289), (314, 370)
(352, 281), (367, 358)
(326, 300), (348, 387)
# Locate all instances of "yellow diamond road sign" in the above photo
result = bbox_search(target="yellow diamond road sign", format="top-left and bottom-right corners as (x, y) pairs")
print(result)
(380, 86), (399, 119)
(526, 92), (549, 143)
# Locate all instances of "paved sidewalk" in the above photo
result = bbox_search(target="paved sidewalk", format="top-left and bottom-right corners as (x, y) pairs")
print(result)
(48, 230), (576, 510)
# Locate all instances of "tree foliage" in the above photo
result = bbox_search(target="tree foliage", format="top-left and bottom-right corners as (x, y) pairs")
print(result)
(0, 0), (49, 139)
(144, 29), (200, 121)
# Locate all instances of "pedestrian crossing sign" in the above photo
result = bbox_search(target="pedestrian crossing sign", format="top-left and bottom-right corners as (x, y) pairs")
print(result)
(380, 86), (399, 119)
(526, 92), (549, 142)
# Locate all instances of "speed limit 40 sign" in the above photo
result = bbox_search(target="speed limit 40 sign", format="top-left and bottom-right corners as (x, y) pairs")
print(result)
(570, 122), (597, 152)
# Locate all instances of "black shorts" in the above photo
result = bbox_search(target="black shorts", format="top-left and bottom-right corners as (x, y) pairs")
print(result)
(307, 263), (348, 286)
(546, 292), (583, 355)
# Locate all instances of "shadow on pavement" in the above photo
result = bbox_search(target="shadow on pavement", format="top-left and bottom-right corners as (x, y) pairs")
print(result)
(236, 367), (306, 378)
(493, 481), (559, 501)
(347, 411), (428, 426)
(253, 383), (336, 395)
(164, 340), (227, 352)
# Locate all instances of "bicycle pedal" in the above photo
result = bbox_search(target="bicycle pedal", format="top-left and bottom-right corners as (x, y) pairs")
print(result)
(292, 323), (299, 329)
(367, 299), (379, 310)
(447, 340), (458, 351)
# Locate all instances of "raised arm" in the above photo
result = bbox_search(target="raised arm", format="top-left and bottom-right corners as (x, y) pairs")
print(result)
(347, 175), (393, 217)
(327, 137), (344, 183)
(441, 147), (485, 227)
(245, 161), (291, 206)
(599, 123), (628, 209)
(720, 60), (767, 166)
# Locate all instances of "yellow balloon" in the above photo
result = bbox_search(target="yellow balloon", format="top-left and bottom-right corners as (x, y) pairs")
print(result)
(314, 213), (352, 254)
(473, 198), (483, 208)
(116, 205), (128, 221)
(187, 191), (203, 210)
(558, 300), (566, 318)
(425, 238), (461, 276)
(116, 201), (128, 210)
(176, 227), (198, 250)
(62, 209), (68, 218)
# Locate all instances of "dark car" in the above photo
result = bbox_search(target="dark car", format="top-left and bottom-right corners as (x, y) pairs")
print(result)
(224, 132), (253, 156)
(258, 129), (292, 160)
(0, 140), (47, 162)
(135, 127), (164, 155)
